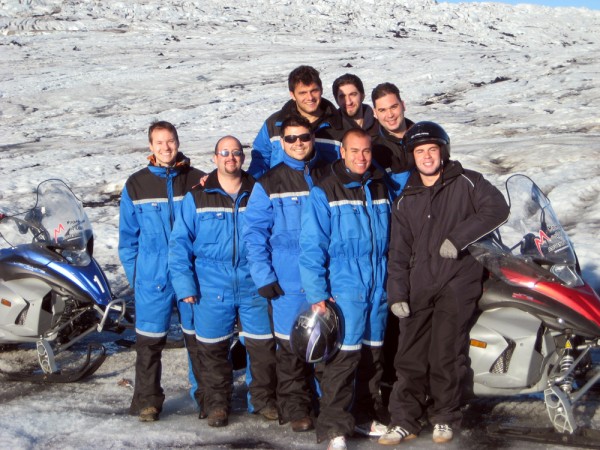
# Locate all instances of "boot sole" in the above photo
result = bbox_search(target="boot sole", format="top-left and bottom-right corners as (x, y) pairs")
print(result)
(139, 415), (159, 422)
(378, 434), (417, 445)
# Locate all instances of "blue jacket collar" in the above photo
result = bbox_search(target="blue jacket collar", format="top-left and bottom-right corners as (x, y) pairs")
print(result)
(282, 149), (318, 171)
(146, 152), (191, 177)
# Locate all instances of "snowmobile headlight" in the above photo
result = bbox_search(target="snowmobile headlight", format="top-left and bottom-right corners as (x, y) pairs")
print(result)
(61, 249), (91, 267)
(551, 264), (583, 287)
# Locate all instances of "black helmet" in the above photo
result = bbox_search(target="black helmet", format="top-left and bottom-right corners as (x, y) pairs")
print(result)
(290, 302), (342, 363)
(403, 121), (451, 163)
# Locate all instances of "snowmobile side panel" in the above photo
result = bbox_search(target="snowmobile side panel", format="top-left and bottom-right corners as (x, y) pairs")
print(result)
(471, 307), (545, 391)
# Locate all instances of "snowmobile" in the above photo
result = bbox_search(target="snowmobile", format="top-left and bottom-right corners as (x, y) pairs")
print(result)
(0, 179), (126, 382)
(467, 174), (600, 445)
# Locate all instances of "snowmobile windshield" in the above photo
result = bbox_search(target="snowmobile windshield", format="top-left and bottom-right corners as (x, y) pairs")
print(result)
(0, 180), (93, 266)
(470, 174), (582, 287)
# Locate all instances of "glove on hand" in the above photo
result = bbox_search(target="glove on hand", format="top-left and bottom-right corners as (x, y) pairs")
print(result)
(440, 239), (458, 259)
(258, 281), (284, 300)
(391, 302), (410, 318)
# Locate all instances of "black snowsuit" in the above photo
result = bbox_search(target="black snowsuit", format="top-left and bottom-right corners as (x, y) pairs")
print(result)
(386, 161), (509, 434)
(370, 118), (415, 174)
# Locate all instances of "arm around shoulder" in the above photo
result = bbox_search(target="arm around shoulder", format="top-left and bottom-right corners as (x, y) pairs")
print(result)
(248, 122), (272, 179)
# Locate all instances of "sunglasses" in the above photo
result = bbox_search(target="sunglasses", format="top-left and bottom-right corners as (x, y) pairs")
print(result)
(283, 133), (312, 144)
(216, 149), (243, 157)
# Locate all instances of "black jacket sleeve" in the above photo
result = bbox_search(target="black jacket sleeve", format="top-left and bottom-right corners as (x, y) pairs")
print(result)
(386, 197), (413, 306)
(447, 171), (510, 251)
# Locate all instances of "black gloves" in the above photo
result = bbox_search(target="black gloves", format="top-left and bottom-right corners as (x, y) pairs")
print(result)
(258, 281), (284, 300)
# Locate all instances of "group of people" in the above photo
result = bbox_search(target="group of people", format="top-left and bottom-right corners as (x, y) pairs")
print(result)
(118, 65), (510, 450)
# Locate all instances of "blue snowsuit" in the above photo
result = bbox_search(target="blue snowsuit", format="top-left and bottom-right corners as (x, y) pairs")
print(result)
(299, 159), (391, 441)
(244, 150), (329, 423)
(118, 153), (204, 413)
(169, 169), (276, 415)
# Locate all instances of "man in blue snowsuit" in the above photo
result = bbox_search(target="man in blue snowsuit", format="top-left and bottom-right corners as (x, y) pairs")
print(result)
(299, 128), (391, 450)
(244, 115), (329, 433)
(118, 121), (205, 422)
(248, 65), (353, 179)
(169, 136), (277, 428)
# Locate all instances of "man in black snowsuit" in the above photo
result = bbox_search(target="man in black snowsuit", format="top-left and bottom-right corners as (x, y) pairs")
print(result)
(332, 73), (378, 134)
(369, 82), (415, 199)
(379, 121), (510, 446)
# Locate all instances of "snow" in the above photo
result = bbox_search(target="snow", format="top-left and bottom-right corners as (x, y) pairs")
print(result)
(0, 0), (599, 448)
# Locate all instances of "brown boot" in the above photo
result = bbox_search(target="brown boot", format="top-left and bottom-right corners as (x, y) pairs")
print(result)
(139, 406), (159, 422)
(207, 407), (228, 427)
(258, 404), (279, 421)
(291, 416), (314, 432)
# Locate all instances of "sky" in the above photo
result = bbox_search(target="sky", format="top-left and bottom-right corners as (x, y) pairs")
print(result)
(442, 0), (600, 9)
(0, 0), (599, 448)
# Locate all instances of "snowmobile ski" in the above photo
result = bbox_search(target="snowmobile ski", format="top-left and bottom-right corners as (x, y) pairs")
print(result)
(1, 343), (107, 383)
(487, 424), (600, 448)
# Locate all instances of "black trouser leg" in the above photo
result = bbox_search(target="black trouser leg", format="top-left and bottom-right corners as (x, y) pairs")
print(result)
(130, 333), (167, 414)
(244, 336), (277, 412)
(275, 337), (314, 423)
(388, 286), (478, 434)
(427, 288), (477, 428)
(352, 345), (386, 425)
(183, 332), (204, 411)
(388, 308), (432, 435)
(315, 349), (361, 442)
(195, 339), (232, 413)
(381, 313), (399, 408)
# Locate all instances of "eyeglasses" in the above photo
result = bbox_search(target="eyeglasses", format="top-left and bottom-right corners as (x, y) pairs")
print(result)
(283, 133), (312, 144)
(216, 149), (243, 157)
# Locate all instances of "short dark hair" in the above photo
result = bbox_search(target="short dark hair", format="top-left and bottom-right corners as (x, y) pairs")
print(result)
(214, 135), (243, 154)
(332, 73), (365, 99)
(148, 121), (179, 145)
(288, 65), (322, 92)
(342, 128), (371, 148)
(280, 115), (312, 138)
(371, 82), (401, 106)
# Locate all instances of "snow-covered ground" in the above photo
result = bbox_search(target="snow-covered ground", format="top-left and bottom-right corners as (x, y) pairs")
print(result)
(1, 0), (599, 448)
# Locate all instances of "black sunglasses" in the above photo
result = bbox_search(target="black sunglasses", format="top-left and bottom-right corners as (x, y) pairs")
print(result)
(283, 133), (312, 144)
(216, 150), (243, 157)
